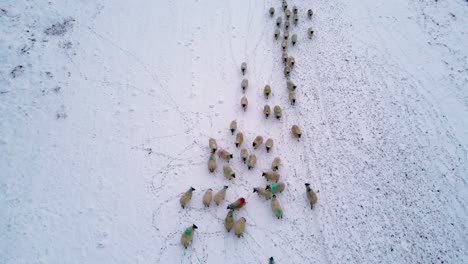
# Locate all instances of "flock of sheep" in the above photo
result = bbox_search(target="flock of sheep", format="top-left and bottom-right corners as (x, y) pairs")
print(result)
(179, 3), (318, 262)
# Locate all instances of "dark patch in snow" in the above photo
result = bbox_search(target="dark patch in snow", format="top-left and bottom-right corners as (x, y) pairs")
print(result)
(44, 18), (75, 36)
(10, 65), (24, 78)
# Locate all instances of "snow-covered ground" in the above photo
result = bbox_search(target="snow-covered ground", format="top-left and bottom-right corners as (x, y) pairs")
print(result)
(1, 0), (467, 263)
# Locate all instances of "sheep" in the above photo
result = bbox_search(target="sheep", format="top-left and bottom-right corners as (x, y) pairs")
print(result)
(247, 154), (257, 170)
(180, 187), (195, 209)
(308, 27), (314, 39)
(283, 29), (289, 40)
(241, 96), (248, 111)
(284, 66), (291, 78)
(292, 6), (298, 14)
(223, 164), (236, 180)
(265, 138), (274, 153)
(230, 120), (237, 135)
(287, 80), (297, 90)
(214, 186), (228, 205)
(252, 135), (263, 149)
(241, 79), (248, 93)
(202, 188), (213, 207)
(253, 187), (272, 200)
(282, 1), (288, 11)
(282, 51), (288, 65)
(285, 9), (291, 19)
(241, 62), (247, 75)
(291, 34), (297, 46)
(271, 195), (283, 219)
(235, 132), (244, 148)
(276, 17), (282, 27)
(289, 90), (296, 105)
(240, 148), (248, 163)
(284, 20), (290, 30)
(305, 183), (318, 209)
(308, 9), (313, 19)
(274, 105), (282, 119)
(274, 28), (280, 39)
(224, 209), (234, 232)
(269, 7), (275, 16)
(281, 39), (287, 51)
(227, 197), (246, 210)
(208, 154), (216, 172)
(269, 257), (275, 264)
(287, 56), (295, 68)
(234, 217), (246, 238)
(209, 138), (217, 153)
(266, 182), (286, 194)
(262, 171), (280, 182)
(291, 125), (301, 140)
(181, 224), (198, 248)
(271, 157), (281, 171)
(218, 149), (233, 162)
(264, 85), (271, 98)
(293, 14), (298, 25)
(264, 105), (271, 118)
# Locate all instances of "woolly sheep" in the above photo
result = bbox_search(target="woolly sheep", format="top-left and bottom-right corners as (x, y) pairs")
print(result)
(287, 56), (295, 68)
(274, 28), (280, 39)
(282, 1), (287, 11)
(247, 154), (257, 170)
(282, 51), (288, 65)
(234, 217), (246, 238)
(285, 9), (291, 19)
(291, 125), (301, 140)
(265, 138), (274, 153)
(241, 62), (247, 75)
(281, 39), (287, 51)
(262, 171), (280, 182)
(293, 14), (298, 25)
(291, 34), (297, 45)
(202, 188), (213, 207)
(269, 7), (275, 16)
(235, 132), (244, 148)
(308, 9), (313, 18)
(264, 104), (271, 118)
(218, 149), (233, 162)
(287, 80), (296, 90)
(305, 183), (318, 209)
(241, 79), (248, 93)
(289, 90), (296, 105)
(293, 6), (298, 14)
(252, 135), (263, 149)
(230, 120), (237, 135)
(253, 187), (272, 200)
(264, 85), (271, 98)
(283, 29), (289, 40)
(276, 17), (282, 27)
(284, 20), (290, 30)
(269, 257), (275, 264)
(208, 154), (216, 172)
(271, 195), (283, 219)
(180, 187), (195, 209)
(266, 182), (286, 194)
(214, 186), (228, 205)
(209, 138), (217, 153)
(240, 148), (248, 163)
(181, 224), (198, 248)
(227, 197), (246, 210)
(271, 157), (281, 171)
(308, 27), (314, 39)
(224, 209), (234, 232)
(241, 96), (248, 111)
(274, 105), (282, 119)
(284, 66), (291, 78)
(223, 164), (236, 180)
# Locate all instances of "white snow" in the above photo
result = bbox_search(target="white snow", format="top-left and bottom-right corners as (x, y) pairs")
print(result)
(1, 0), (467, 263)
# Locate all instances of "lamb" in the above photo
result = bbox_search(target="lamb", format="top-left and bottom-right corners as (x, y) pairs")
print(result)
(202, 188), (213, 207)
(305, 183), (318, 209)
(291, 125), (301, 140)
(240, 148), (248, 163)
(209, 138), (217, 153)
(308, 27), (314, 39)
(262, 171), (280, 182)
(274, 28), (280, 39)
(264, 104), (271, 118)
(289, 90), (296, 105)
(224, 209), (234, 232)
(271, 195), (283, 219)
(287, 80), (297, 90)
(241, 96), (248, 111)
(253, 187), (272, 200)
(266, 182), (286, 194)
(281, 39), (287, 51)
(291, 34), (297, 45)
(274, 105), (282, 119)
(269, 7), (275, 16)
(218, 149), (233, 162)
(230, 120), (237, 135)
(265, 138), (274, 153)
(208, 154), (216, 172)
(308, 9), (313, 19)
(282, 51), (288, 65)
(241, 79), (248, 93)
(247, 154), (257, 170)
(271, 157), (281, 171)
(234, 217), (246, 238)
(223, 164), (236, 180)
(264, 85), (271, 98)
(241, 62), (247, 75)
(276, 17), (282, 27)
(181, 224), (198, 248)
(235, 132), (244, 148)
(293, 14), (298, 25)
(180, 187), (195, 209)
(292, 6), (298, 14)
(214, 186), (228, 205)
(252, 135), (263, 149)
(287, 56), (295, 68)
(227, 197), (246, 210)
